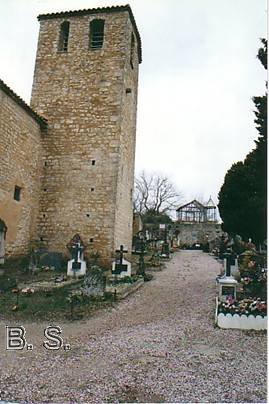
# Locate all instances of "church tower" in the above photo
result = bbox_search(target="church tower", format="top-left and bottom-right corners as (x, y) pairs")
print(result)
(30, 5), (141, 265)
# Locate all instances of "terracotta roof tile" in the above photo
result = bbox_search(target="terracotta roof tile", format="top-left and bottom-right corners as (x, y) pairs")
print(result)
(38, 4), (142, 63)
(0, 79), (47, 129)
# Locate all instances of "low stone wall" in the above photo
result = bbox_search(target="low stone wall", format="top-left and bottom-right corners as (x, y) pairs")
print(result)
(175, 222), (222, 247)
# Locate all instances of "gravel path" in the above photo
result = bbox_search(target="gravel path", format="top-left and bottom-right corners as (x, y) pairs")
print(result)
(0, 251), (266, 403)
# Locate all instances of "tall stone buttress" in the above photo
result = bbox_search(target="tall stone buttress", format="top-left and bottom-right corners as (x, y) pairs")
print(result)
(30, 5), (142, 265)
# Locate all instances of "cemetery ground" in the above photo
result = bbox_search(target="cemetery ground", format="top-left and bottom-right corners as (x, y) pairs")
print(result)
(0, 251), (267, 403)
(0, 268), (114, 321)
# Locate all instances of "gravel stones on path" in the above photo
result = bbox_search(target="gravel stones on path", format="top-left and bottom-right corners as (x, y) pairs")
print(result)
(0, 251), (266, 403)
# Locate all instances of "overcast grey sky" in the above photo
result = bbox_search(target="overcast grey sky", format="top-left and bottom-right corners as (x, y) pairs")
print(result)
(0, 0), (267, 208)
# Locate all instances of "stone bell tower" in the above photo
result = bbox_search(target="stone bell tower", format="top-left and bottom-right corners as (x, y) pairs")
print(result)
(30, 5), (142, 265)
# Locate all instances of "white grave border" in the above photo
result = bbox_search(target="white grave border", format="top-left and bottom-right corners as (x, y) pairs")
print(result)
(215, 298), (267, 330)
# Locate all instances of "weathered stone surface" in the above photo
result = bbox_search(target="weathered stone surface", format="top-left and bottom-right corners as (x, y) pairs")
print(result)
(0, 6), (141, 267)
(0, 86), (44, 256)
(31, 9), (140, 266)
(175, 222), (222, 246)
(82, 266), (106, 297)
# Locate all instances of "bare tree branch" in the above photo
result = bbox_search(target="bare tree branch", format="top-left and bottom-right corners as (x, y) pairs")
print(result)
(134, 171), (183, 215)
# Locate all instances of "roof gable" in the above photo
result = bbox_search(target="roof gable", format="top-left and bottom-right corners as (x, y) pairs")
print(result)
(176, 199), (205, 211)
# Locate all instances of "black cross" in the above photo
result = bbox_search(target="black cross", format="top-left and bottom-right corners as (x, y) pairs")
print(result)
(223, 252), (231, 277)
(72, 242), (83, 272)
(137, 240), (146, 276)
(115, 245), (128, 265)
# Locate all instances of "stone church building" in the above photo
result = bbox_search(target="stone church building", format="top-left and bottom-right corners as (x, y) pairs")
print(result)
(0, 5), (141, 266)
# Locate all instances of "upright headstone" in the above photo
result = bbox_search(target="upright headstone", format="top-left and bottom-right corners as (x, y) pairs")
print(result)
(230, 257), (239, 277)
(111, 245), (131, 278)
(218, 252), (238, 302)
(82, 266), (105, 297)
(40, 252), (63, 271)
(160, 224), (170, 258)
(67, 234), (87, 277)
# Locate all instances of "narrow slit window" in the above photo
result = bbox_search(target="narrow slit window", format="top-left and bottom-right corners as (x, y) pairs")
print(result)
(14, 186), (21, 201)
(89, 19), (105, 49)
(58, 21), (70, 52)
(130, 33), (135, 69)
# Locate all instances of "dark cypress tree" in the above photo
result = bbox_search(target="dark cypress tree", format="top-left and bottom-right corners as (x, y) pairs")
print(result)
(218, 39), (267, 243)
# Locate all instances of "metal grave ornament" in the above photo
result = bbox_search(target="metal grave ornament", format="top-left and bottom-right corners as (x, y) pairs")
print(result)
(218, 252), (238, 302)
(136, 238), (146, 276)
(160, 224), (170, 258)
(112, 245), (131, 278)
(67, 234), (87, 277)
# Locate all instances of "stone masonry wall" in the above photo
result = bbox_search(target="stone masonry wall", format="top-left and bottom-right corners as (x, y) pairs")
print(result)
(113, 16), (139, 255)
(0, 88), (44, 255)
(30, 10), (139, 265)
(175, 222), (222, 246)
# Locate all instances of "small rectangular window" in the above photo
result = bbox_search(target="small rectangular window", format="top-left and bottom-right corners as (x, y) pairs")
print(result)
(89, 19), (104, 49)
(91, 160), (96, 166)
(14, 186), (21, 201)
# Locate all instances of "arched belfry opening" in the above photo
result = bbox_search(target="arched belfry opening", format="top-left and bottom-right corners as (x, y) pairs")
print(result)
(58, 21), (70, 52)
(130, 32), (135, 68)
(0, 219), (7, 264)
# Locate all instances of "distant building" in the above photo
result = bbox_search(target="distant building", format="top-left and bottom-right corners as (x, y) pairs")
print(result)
(176, 198), (217, 223)
(175, 198), (222, 247)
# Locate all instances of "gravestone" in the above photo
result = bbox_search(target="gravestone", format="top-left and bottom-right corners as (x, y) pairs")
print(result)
(40, 251), (64, 270)
(218, 252), (238, 302)
(82, 266), (106, 297)
(160, 224), (170, 258)
(67, 234), (87, 277)
(161, 241), (170, 258)
(112, 245), (131, 278)
(230, 257), (239, 277)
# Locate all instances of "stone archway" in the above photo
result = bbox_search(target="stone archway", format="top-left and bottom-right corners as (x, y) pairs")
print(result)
(0, 219), (7, 264)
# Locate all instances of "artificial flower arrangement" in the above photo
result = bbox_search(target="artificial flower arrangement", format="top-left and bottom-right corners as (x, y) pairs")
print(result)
(238, 251), (267, 299)
(218, 296), (267, 316)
